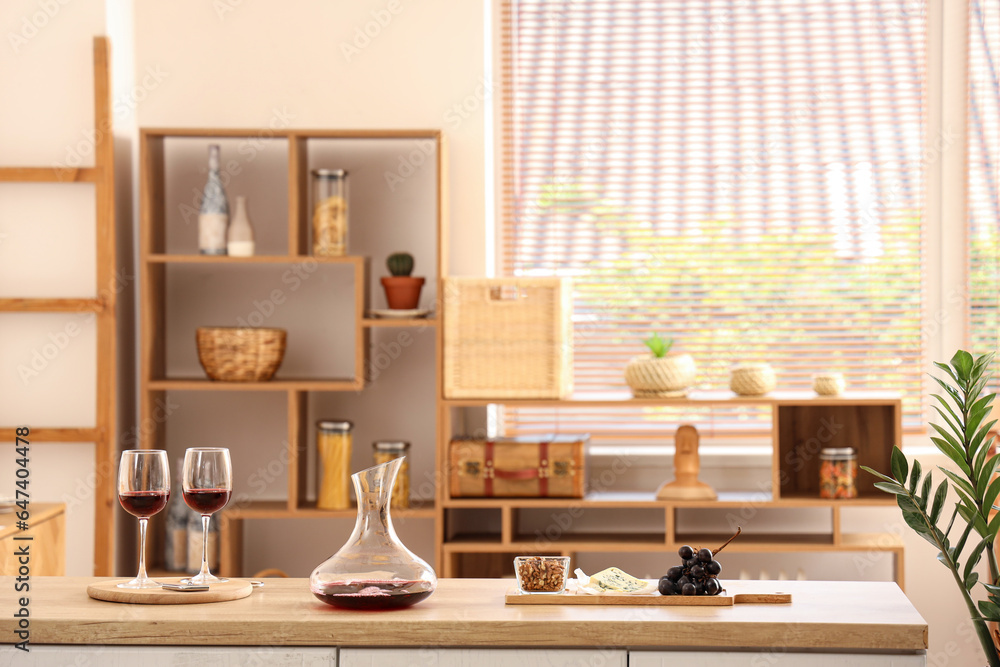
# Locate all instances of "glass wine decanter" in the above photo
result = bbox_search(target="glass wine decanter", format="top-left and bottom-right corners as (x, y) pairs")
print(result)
(310, 458), (436, 610)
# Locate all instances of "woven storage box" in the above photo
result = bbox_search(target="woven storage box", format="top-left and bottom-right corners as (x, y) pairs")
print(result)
(196, 327), (287, 382)
(449, 435), (587, 498)
(443, 278), (573, 398)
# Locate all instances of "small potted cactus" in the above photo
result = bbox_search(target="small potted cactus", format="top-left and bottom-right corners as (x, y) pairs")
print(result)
(381, 252), (425, 310)
(624, 333), (697, 397)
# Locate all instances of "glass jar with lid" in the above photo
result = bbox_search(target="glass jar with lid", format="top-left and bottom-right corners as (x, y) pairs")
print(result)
(373, 441), (410, 509)
(819, 447), (857, 499)
(317, 420), (353, 510)
(311, 169), (348, 257)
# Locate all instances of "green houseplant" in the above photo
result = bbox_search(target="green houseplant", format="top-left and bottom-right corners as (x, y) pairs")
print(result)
(864, 351), (1000, 666)
(623, 333), (697, 397)
(381, 252), (425, 310)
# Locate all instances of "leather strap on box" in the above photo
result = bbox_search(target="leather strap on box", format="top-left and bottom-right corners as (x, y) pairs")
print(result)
(483, 440), (551, 497)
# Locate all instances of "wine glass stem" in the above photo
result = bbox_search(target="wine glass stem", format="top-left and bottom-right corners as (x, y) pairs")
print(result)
(198, 514), (212, 579)
(136, 517), (149, 583)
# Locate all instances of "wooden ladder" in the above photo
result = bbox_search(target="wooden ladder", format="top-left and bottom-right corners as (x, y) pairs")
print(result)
(0, 36), (117, 576)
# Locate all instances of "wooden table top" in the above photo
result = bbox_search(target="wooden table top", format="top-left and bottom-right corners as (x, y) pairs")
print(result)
(0, 577), (927, 650)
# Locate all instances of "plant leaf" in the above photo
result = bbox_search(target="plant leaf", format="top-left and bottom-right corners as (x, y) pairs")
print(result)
(953, 350), (974, 382)
(890, 447), (908, 485)
(933, 360), (961, 384)
(953, 520), (976, 562)
(861, 466), (897, 485)
(979, 600), (1000, 622)
(930, 437), (972, 476)
(931, 375), (965, 410)
(976, 452), (1000, 497)
(930, 479), (949, 524)
(964, 536), (989, 582)
(987, 510), (1000, 540)
(939, 467), (977, 500)
(874, 481), (907, 495)
(909, 459), (922, 494)
(919, 472), (932, 510)
(967, 571), (980, 591)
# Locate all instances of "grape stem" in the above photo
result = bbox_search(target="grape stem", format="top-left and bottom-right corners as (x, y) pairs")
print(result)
(712, 526), (742, 556)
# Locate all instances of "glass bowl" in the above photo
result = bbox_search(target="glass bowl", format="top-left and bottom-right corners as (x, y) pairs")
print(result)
(514, 556), (570, 594)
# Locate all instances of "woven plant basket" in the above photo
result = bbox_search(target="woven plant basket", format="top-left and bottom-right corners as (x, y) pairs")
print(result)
(624, 353), (697, 397)
(196, 327), (287, 382)
(729, 363), (776, 396)
(812, 373), (846, 396)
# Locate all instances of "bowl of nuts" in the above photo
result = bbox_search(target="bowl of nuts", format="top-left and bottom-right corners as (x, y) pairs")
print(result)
(514, 556), (570, 594)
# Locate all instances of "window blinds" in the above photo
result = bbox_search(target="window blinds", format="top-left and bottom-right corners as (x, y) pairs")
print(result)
(500, 0), (926, 437)
(969, 0), (1000, 376)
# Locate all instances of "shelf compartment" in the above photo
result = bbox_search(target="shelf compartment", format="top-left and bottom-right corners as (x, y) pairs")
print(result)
(148, 378), (363, 391)
(776, 403), (899, 500)
(672, 532), (903, 552)
(147, 254), (365, 265)
(224, 499), (435, 519)
(446, 532), (667, 552)
(443, 490), (895, 509)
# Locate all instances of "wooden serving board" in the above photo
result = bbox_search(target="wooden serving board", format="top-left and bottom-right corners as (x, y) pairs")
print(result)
(87, 578), (253, 605)
(505, 581), (792, 607)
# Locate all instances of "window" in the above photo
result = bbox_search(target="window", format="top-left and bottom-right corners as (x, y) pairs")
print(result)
(500, 0), (926, 437)
(969, 0), (1000, 375)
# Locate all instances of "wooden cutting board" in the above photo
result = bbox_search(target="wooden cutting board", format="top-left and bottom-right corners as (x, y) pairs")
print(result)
(505, 581), (792, 607)
(87, 578), (253, 605)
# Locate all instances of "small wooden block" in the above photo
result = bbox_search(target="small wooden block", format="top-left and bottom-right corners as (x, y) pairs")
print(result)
(87, 577), (253, 605)
(505, 589), (733, 606)
(733, 592), (793, 604)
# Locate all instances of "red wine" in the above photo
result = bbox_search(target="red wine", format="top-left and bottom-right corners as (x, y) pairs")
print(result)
(183, 488), (231, 514)
(119, 490), (169, 518)
(312, 580), (433, 610)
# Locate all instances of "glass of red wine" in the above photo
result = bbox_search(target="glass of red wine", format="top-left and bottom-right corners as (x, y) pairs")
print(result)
(117, 449), (170, 589)
(181, 447), (232, 585)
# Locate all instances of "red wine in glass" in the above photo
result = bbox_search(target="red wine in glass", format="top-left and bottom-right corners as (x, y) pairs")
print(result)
(119, 490), (169, 518)
(182, 447), (233, 585)
(183, 488), (231, 514)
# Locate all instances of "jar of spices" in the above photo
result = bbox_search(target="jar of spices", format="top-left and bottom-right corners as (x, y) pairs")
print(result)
(373, 441), (410, 509)
(311, 169), (348, 257)
(317, 420), (353, 510)
(819, 447), (857, 499)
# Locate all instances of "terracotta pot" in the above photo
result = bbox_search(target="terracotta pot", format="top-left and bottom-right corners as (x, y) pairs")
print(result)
(381, 276), (425, 310)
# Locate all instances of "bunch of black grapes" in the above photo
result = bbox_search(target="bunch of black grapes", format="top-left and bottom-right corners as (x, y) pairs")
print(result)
(658, 527), (741, 597)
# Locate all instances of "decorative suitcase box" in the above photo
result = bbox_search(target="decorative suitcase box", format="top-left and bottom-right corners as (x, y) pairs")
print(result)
(449, 435), (587, 498)
(443, 277), (573, 399)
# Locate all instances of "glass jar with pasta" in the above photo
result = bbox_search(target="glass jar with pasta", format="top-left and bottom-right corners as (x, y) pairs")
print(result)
(317, 420), (353, 510)
(819, 447), (857, 499)
(373, 441), (410, 509)
(311, 169), (348, 257)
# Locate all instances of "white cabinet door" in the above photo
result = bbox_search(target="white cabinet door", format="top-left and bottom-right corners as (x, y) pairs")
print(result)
(0, 646), (338, 666)
(629, 650), (925, 666)
(340, 648), (626, 667)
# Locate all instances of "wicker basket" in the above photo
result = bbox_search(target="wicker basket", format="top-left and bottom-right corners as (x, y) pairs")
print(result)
(443, 278), (572, 398)
(196, 327), (287, 382)
(813, 373), (846, 396)
(624, 353), (697, 397)
(729, 362), (776, 396)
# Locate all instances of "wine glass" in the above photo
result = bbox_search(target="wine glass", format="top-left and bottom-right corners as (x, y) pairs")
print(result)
(117, 449), (170, 589)
(182, 447), (233, 584)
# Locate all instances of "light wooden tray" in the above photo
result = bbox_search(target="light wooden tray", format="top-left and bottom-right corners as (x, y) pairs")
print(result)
(506, 580), (792, 607)
(87, 578), (253, 605)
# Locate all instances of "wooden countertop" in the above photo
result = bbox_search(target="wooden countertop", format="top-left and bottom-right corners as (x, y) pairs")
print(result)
(0, 577), (927, 651)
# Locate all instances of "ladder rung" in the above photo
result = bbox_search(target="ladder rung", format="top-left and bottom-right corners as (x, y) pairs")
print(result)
(0, 298), (104, 313)
(0, 167), (99, 183)
(0, 427), (99, 442)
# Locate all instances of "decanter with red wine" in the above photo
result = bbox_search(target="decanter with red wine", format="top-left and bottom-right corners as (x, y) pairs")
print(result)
(309, 458), (436, 610)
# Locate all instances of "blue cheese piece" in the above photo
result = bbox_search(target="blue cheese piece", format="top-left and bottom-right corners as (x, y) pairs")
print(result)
(574, 567), (656, 595)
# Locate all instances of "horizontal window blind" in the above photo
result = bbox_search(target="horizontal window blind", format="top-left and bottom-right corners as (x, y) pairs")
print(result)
(500, 0), (926, 437)
(969, 0), (1000, 377)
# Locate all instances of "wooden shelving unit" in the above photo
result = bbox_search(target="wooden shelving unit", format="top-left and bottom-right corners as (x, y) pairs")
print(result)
(0, 37), (117, 575)
(138, 127), (445, 576)
(436, 393), (906, 587)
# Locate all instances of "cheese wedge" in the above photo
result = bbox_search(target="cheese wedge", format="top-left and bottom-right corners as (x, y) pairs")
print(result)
(574, 567), (656, 595)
